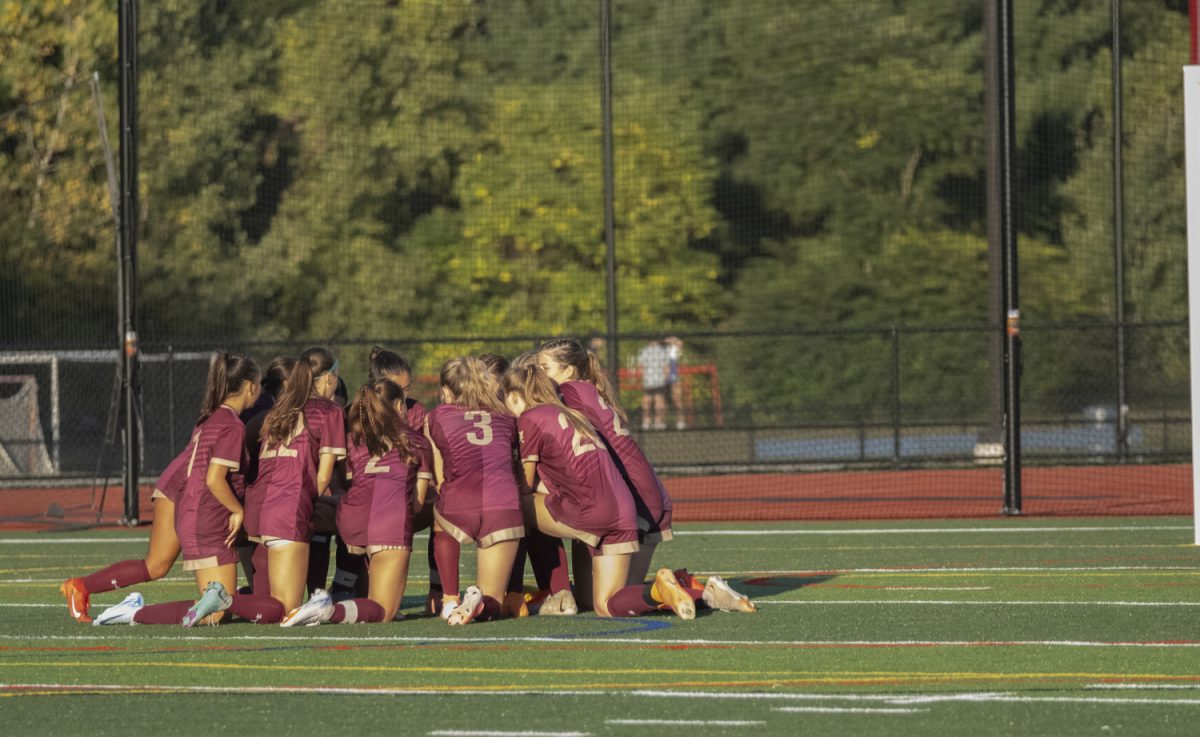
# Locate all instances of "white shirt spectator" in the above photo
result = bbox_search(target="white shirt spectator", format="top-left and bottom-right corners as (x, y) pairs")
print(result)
(638, 342), (669, 390)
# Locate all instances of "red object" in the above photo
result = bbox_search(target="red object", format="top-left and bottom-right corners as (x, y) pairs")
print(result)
(1192, 0), (1199, 65)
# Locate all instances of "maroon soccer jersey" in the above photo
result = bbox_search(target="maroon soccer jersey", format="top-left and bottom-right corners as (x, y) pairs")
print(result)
(153, 446), (191, 505)
(427, 404), (521, 516)
(174, 406), (245, 563)
(245, 396), (348, 541)
(405, 398), (427, 434)
(517, 404), (637, 544)
(558, 381), (673, 521)
(337, 428), (433, 550)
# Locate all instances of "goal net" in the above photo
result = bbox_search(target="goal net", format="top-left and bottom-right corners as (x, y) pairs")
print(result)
(0, 376), (53, 476)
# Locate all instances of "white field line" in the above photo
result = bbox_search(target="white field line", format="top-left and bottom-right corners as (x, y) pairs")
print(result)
(429, 732), (589, 737)
(676, 526), (1190, 536)
(1, 634), (1197, 648)
(606, 720), (764, 726)
(1088, 684), (1200, 691)
(774, 706), (927, 714)
(759, 600), (1200, 607)
(0, 525), (1187, 545)
(6, 684), (1200, 707)
(704, 566), (1200, 574)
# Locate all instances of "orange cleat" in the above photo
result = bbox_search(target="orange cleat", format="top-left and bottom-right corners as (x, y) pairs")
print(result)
(673, 568), (706, 594)
(652, 568), (696, 620)
(60, 577), (92, 623)
(500, 591), (529, 618)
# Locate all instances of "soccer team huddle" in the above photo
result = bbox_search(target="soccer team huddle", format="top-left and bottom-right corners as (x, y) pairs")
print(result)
(60, 340), (756, 627)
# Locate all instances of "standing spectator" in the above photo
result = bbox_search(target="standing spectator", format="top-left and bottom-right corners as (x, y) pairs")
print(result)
(637, 340), (669, 431)
(664, 337), (685, 430)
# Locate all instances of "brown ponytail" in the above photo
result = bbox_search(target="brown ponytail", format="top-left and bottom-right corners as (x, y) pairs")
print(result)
(539, 338), (628, 423)
(440, 356), (508, 415)
(502, 364), (599, 445)
(349, 380), (415, 464)
(199, 352), (260, 423)
(263, 347), (334, 447)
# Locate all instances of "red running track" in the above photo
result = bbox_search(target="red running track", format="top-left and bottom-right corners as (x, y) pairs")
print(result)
(0, 464), (1191, 530)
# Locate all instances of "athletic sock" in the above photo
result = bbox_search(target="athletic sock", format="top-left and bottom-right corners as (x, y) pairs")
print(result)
(81, 559), (151, 594)
(330, 598), (386, 624)
(432, 531), (460, 597)
(606, 584), (658, 617)
(131, 600), (193, 625)
(330, 536), (365, 596)
(307, 533), (332, 594)
(506, 538), (528, 594)
(228, 594), (283, 624)
(251, 543), (271, 596)
(426, 533), (443, 594)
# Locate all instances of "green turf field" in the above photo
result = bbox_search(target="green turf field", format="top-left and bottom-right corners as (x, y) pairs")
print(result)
(2, 517), (1199, 736)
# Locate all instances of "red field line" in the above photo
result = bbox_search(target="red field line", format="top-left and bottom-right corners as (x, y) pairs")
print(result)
(0, 465), (1191, 529)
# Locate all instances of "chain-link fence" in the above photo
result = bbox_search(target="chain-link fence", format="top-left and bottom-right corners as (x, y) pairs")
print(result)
(0, 1), (1192, 518)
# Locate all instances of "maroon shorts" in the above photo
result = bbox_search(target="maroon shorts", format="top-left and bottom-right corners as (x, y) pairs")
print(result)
(434, 506), (524, 549)
(540, 500), (640, 558)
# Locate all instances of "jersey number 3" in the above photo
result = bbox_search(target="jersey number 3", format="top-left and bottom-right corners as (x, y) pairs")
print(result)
(464, 411), (493, 446)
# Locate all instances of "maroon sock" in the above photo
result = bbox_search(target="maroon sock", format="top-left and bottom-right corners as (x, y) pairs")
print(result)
(506, 538), (527, 594)
(433, 531), (460, 597)
(131, 600), (193, 625)
(81, 560), (151, 594)
(473, 595), (502, 623)
(229, 594), (284, 624)
(606, 584), (658, 617)
(251, 544), (271, 596)
(330, 598), (386, 623)
(426, 533), (443, 594)
(528, 530), (569, 593)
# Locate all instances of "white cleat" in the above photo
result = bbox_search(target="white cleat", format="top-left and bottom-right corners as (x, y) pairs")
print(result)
(280, 588), (335, 627)
(182, 581), (234, 627)
(702, 575), (757, 613)
(93, 592), (145, 626)
(537, 589), (578, 616)
(446, 585), (484, 626)
(440, 597), (459, 621)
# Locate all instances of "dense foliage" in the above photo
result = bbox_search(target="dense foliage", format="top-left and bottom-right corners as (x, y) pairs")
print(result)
(0, 0), (1189, 425)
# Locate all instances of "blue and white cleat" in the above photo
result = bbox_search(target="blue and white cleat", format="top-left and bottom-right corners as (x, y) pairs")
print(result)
(93, 592), (145, 626)
(181, 581), (233, 627)
(280, 588), (334, 627)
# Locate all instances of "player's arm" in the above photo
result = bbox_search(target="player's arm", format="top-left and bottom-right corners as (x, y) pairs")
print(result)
(425, 415), (446, 487)
(316, 453), (338, 497)
(205, 462), (244, 546)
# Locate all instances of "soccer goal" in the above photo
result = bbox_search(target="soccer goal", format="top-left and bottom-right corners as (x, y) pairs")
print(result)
(0, 350), (213, 480)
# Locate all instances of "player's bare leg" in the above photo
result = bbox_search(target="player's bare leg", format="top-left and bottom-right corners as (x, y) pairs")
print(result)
(268, 541), (311, 613)
(145, 498), (182, 580)
(523, 494), (580, 614)
(366, 549), (411, 621)
(590, 553), (632, 618)
(449, 539), (517, 625)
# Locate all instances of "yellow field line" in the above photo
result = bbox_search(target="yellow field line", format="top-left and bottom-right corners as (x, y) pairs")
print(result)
(3, 662), (1199, 682)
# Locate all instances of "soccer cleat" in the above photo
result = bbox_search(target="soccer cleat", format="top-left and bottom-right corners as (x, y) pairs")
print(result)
(279, 588), (335, 627)
(446, 585), (484, 626)
(537, 589), (578, 616)
(524, 589), (551, 615)
(500, 590), (529, 618)
(653, 568), (696, 620)
(702, 575), (757, 613)
(181, 581), (233, 627)
(673, 568), (706, 595)
(60, 577), (92, 623)
(92, 592), (144, 626)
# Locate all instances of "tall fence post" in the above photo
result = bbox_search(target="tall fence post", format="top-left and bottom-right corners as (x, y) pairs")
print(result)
(986, 0), (1022, 515)
(1112, 0), (1128, 460)
(599, 0), (619, 375)
(118, 0), (141, 525)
